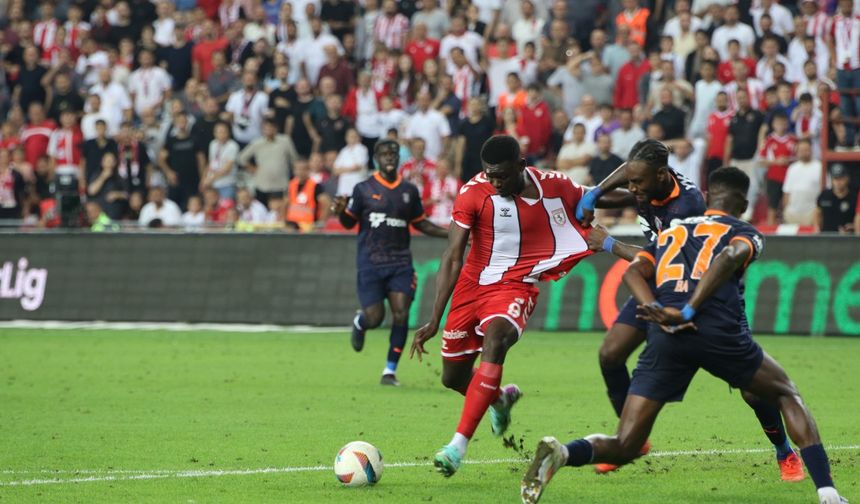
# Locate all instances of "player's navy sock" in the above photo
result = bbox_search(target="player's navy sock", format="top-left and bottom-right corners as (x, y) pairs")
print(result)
(800, 444), (834, 489)
(564, 439), (593, 467)
(601, 365), (630, 417)
(750, 401), (792, 459)
(385, 324), (407, 373)
(354, 312), (368, 331)
(456, 361), (502, 438)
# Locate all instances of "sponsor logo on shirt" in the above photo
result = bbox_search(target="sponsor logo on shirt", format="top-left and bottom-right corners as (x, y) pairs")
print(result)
(443, 330), (469, 340)
(500, 207), (512, 218)
(369, 212), (407, 229)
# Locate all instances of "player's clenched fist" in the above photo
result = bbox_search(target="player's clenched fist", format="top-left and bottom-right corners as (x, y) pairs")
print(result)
(410, 322), (438, 362)
(331, 195), (349, 215)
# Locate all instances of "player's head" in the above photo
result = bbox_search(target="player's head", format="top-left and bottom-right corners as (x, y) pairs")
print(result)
(481, 135), (526, 198)
(625, 138), (672, 203)
(707, 166), (750, 217)
(374, 138), (400, 179)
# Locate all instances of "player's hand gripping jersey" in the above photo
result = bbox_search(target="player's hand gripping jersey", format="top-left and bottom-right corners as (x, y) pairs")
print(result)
(442, 167), (593, 359)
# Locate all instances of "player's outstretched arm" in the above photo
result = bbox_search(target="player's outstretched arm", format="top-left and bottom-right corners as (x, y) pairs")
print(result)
(576, 162), (629, 225)
(587, 224), (641, 262)
(410, 223), (470, 361)
(593, 188), (637, 209)
(413, 218), (449, 238)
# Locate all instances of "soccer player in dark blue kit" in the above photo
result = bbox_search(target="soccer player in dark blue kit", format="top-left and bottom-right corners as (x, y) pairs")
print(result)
(332, 139), (447, 386)
(574, 139), (802, 479)
(521, 167), (847, 504)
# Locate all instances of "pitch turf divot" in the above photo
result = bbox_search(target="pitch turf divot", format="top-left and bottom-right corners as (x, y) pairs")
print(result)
(2, 445), (858, 487)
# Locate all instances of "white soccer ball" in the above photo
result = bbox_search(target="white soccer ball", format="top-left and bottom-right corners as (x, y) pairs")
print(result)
(334, 441), (384, 487)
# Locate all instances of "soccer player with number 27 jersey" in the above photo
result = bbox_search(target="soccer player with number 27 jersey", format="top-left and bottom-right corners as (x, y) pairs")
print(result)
(521, 167), (847, 504)
(409, 135), (594, 477)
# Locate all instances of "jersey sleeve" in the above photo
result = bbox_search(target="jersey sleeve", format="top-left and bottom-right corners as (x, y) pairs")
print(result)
(451, 186), (479, 229)
(730, 223), (764, 267)
(636, 240), (658, 266)
(408, 185), (426, 223)
(345, 184), (362, 220)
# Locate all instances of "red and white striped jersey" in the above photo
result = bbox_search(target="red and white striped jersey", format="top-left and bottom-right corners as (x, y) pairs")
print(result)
(373, 14), (410, 50)
(33, 19), (58, 49)
(724, 78), (766, 112)
(829, 13), (860, 70)
(452, 166), (592, 286)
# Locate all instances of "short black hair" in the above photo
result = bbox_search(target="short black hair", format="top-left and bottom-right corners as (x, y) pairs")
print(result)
(374, 138), (399, 153)
(628, 138), (669, 170)
(481, 135), (520, 165)
(709, 166), (750, 195)
(799, 92), (814, 103)
(772, 110), (789, 122)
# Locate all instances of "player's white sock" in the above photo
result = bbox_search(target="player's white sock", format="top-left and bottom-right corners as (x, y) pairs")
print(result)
(560, 444), (570, 463)
(382, 366), (395, 376)
(449, 432), (469, 457)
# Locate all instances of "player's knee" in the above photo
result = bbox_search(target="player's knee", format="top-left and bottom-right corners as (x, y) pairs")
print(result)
(741, 389), (762, 407)
(482, 326), (518, 362)
(363, 309), (384, 328)
(598, 340), (627, 370)
(390, 308), (409, 326)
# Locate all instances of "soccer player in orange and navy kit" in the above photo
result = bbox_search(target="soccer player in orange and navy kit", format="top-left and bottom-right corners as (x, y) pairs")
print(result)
(577, 139), (803, 479)
(332, 139), (447, 386)
(409, 135), (594, 477)
(522, 167), (847, 504)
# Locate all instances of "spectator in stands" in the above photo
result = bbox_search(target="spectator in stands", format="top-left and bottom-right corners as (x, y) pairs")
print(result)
(614, 40), (649, 110)
(412, 0), (449, 40)
(181, 195), (206, 231)
(22, 103), (56, 169)
(238, 117), (300, 206)
(610, 108), (645, 159)
(711, 5), (755, 60)
(46, 73), (84, 123)
(317, 44), (355, 96)
(793, 93), (823, 156)
(830, 0), (860, 146)
(726, 59), (766, 112)
(90, 68), (132, 134)
(455, 97), (495, 182)
(225, 71), (269, 147)
(87, 151), (129, 220)
(333, 127), (369, 196)
(616, 0), (650, 48)
(81, 120), (118, 184)
(425, 158), (459, 226)
(782, 138), (821, 226)
(754, 14), (789, 56)
(139, 185), (182, 227)
(86, 200), (120, 232)
(547, 49), (587, 117)
(286, 158), (330, 232)
(400, 137), (435, 196)
(207, 51), (240, 107)
(404, 91), (450, 161)
(511, 1), (545, 55)
(235, 187), (268, 224)
(538, 19), (574, 78)
(589, 133), (624, 186)
(705, 91), (733, 177)
(0, 149), (26, 220)
(159, 111), (201, 210)
(668, 138), (705, 189)
(759, 111), (796, 226)
(688, 60), (721, 139)
(518, 84), (553, 163)
(13, 47), (48, 113)
(497, 71), (528, 122)
(652, 88), (687, 140)
(817, 164), (857, 233)
(202, 121), (240, 200)
(128, 49), (172, 119)
(557, 122), (595, 184)
(592, 28), (630, 80)
(757, 36), (794, 87)
(726, 89), (765, 220)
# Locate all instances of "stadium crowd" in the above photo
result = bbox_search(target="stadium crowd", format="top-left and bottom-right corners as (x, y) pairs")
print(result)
(0, 0), (859, 233)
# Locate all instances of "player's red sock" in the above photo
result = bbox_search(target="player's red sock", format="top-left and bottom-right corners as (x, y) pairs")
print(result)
(455, 362), (502, 438)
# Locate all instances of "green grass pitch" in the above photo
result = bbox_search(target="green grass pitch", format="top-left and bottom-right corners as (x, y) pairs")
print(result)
(1, 328), (858, 503)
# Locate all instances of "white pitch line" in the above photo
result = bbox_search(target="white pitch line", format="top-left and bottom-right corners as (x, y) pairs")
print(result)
(0, 320), (349, 333)
(2, 445), (858, 487)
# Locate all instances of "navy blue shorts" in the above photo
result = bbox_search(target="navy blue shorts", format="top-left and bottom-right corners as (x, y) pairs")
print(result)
(614, 296), (647, 332)
(356, 265), (416, 308)
(629, 326), (764, 403)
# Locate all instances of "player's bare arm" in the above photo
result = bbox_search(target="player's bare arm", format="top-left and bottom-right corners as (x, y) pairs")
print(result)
(621, 256), (657, 307)
(413, 218), (449, 238)
(587, 224), (641, 262)
(331, 195), (356, 228)
(593, 188), (637, 209)
(576, 162), (629, 226)
(410, 223), (469, 361)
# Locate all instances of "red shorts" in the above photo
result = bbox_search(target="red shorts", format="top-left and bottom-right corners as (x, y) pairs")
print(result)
(441, 277), (539, 360)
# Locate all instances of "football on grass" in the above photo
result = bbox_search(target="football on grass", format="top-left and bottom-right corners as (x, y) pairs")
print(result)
(334, 441), (384, 487)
